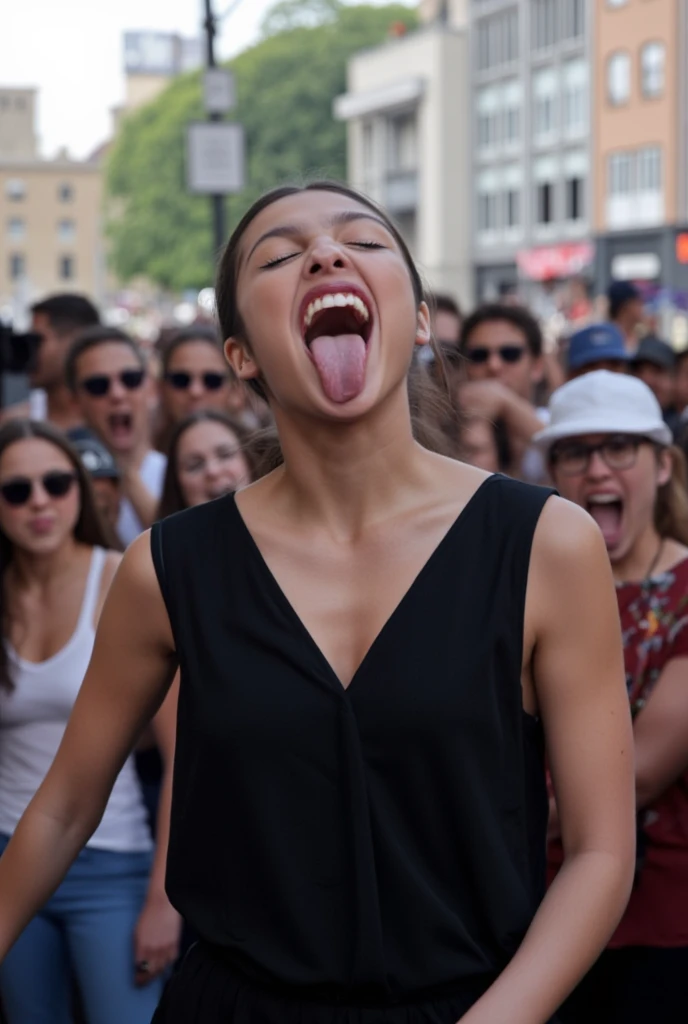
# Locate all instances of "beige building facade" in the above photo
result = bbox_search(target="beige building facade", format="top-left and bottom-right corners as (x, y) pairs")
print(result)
(592, 0), (688, 318)
(334, 8), (472, 308)
(0, 88), (104, 315)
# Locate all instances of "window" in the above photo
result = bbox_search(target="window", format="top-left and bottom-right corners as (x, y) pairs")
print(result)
(477, 87), (501, 150)
(7, 217), (25, 241)
(59, 256), (75, 280)
(58, 182), (74, 203)
(607, 0), (628, 7)
(534, 156), (558, 226)
(609, 152), (634, 195)
(9, 254), (25, 280)
(503, 165), (523, 229)
(641, 43), (666, 98)
(607, 52), (631, 105)
(476, 8), (519, 72)
(637, 146), (662, 192)
(563, 151), (588, 222)
(503, 79), (522, 144)
(477, 169), (500, 233)
(5, 179), (25, 201)
(562, 0), (585, 40)
(57, 219), (76, 243)
(388, 114), (417, 172)
(562, 59), (588, 136)
(532, 0), (558, 52)
(533, 67), (558, 141)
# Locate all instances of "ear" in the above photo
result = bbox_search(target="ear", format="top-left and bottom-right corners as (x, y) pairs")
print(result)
(224, 336), (261, 382)
(415, 301), (431, 348)
(657, 446), (673, 488)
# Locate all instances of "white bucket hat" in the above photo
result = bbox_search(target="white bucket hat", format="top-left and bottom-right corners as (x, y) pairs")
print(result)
(533, 370), (673, 453)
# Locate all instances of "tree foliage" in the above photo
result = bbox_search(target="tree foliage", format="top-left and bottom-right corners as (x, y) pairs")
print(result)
(105, 2), (417, 291)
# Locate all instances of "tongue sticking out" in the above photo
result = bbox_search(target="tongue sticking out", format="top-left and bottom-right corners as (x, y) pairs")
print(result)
(588, 502), (623, 549)
(309, 334), (367, 404)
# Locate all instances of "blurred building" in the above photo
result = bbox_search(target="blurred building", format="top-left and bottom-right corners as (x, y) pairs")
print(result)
(112, 31), (203, 130)
(0, 88), (104, 314)
(469, 0), (591, 312)
(333, 3), (472, 308)
(593, 0), (688, 323)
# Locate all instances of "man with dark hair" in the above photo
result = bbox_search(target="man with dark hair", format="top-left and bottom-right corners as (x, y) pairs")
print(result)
(607, 280), (645, 353)
(459, 303), (544, 400)
(1, 293), (100, 429)
(66, 326), (166, 546)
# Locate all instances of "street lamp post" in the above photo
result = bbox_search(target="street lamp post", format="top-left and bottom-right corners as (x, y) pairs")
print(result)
(203, 0), (226, 256)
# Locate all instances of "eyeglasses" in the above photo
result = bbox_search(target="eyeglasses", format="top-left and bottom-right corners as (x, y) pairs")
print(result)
(165, 371), (228, 391)
(550, 435), (646, 476)
(466, 345), (526, 365)
(0, 471), (77, 506)
(79, 369), (145, 397)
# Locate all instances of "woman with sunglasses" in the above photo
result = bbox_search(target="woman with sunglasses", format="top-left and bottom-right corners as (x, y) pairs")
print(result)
(156, 326), (233, 445)
(539, 371), (688, 1024)
(0, 183), (635, 1024)
(0, 420), (178, 1024)
(158, 411), (253, 518)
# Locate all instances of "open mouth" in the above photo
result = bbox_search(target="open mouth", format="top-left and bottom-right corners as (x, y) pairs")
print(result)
(300, 289), (373, 404)
(108, 412), (133, 438)
(586, 493), (624, 549)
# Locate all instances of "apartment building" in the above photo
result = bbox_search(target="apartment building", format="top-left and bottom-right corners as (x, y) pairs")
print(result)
(470, 0), (591, 311)
(0, 88), (104, 314)
(334, 4), (472, 307)
(593, 0), (688, 322)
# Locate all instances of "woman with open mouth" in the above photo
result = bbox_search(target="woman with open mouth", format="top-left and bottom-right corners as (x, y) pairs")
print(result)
(0, 184), (635, 1024)
(539, 370), (688, 1024)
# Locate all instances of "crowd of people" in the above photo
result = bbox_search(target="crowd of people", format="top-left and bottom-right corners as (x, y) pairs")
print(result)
(0, 180), (685, 1024)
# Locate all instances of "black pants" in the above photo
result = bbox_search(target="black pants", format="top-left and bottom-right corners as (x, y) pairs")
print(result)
(559, 947), (688, 1024)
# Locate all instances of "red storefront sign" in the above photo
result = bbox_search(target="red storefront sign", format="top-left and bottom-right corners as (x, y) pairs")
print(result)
(517, 242), (595, 281)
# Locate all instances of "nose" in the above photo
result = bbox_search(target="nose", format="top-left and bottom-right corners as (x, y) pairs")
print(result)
(485, 351), (503, 378)
(305, 235), (349, 277)
(30, 480), (51, 508)
(204, 457), (222, 480)
(188, 376), (205, 399)
(585, 450), (611, 479)
(109, 377), (128, 402)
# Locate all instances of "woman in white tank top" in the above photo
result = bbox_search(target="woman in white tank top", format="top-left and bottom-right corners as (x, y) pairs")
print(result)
(0, 420), (180, 1024)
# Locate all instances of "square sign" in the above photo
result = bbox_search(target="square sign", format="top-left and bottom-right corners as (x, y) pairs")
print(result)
(186, 122), (245, 195)
(204, 68), (236, 114)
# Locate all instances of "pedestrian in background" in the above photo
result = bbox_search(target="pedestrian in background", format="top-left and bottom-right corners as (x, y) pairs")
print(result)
(65, 326), (167, 546)
(540, 371), (688, 1024)
(0, 420), (178, 1024)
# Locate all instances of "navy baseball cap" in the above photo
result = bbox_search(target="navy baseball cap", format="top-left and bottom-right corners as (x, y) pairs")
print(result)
(567, 323), (628, 372)
(69, 430), (120, 480)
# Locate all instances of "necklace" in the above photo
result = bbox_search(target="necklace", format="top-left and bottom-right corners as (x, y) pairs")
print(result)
(642, 538), (664, 586)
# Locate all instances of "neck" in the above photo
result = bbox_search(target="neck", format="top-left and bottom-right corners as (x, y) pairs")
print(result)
(269, 387), (432, 539)
(612, 523), (663, 583)
(10, 536), (84, 590)
(46, 384), (84, 432)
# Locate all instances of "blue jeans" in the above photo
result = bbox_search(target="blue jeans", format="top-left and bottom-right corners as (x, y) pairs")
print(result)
(0, 834), (163, 1024)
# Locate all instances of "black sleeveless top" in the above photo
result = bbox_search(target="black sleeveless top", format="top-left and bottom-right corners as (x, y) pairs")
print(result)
(151, 475), (555, 1020)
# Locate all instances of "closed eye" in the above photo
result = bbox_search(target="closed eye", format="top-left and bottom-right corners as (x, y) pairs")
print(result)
(348, 240), (386, 250)
(260, 251), (301, 269)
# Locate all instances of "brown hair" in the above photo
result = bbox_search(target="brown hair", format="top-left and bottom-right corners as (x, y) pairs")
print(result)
(0, 420), (118, 691)
(214, 181), (455, 466)
(655, 445), (688, 545)
(157, 410), (255, 518)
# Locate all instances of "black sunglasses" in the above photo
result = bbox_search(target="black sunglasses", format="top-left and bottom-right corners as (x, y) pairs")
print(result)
(0, 471), (77, 506)
(466, 345), (526, 365)
(165, 371), (227, 391)
(79, 369), (145, 397)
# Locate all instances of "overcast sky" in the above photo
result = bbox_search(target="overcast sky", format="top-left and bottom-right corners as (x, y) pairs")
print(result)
(3, 0), (412, 160)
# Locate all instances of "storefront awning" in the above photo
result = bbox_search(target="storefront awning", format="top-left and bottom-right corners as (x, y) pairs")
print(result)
(517, 242), (595, 281)
(333, 77), (425, 121)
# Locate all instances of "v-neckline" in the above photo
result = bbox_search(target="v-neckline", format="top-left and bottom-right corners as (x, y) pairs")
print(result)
(230, 475), (498, 695)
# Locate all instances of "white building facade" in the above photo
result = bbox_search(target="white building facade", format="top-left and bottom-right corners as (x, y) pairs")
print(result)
(334, 9), (472, 308)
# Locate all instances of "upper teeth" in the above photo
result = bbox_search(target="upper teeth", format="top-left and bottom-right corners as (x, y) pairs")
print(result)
(588, 495), (620, 504)
(303, 292), (370, 329)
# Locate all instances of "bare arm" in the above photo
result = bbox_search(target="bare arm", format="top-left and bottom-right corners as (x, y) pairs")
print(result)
(457, 381), (543, 443)
(460, 500), (635, 1024)
(133, 674), (182, 983)
(634, 657), (688, 809)
(0, 532), (177, 961)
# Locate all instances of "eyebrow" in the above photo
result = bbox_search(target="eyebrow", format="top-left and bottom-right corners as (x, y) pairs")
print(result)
(245, 210), (391, 263)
